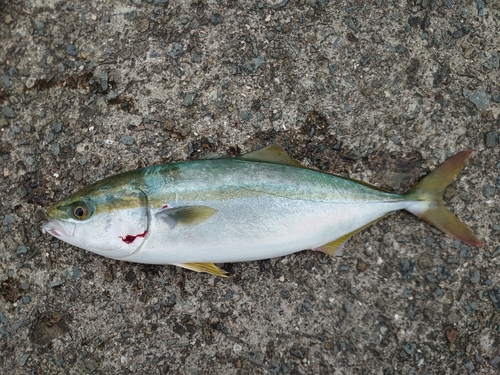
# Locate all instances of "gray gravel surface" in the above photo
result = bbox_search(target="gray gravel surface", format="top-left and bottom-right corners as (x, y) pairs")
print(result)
(1, 0), (499, 374)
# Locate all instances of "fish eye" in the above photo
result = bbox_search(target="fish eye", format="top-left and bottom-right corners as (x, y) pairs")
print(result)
(72, 203), (88, 220)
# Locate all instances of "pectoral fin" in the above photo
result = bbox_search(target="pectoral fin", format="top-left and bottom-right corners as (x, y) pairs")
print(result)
(178, 262), (228, 277)
(156, 206), (217, 229)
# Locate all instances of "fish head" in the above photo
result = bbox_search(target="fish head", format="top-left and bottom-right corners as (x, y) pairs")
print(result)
(42, 181), (150, 260)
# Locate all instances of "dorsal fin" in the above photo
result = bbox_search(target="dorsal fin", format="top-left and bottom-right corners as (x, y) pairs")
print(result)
(239, 146), (304, 168)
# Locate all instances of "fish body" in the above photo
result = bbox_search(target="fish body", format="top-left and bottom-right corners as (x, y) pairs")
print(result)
(42, 146), (483, 276)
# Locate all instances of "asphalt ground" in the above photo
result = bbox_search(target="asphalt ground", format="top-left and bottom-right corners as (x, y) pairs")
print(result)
(0, 0), (499, 374)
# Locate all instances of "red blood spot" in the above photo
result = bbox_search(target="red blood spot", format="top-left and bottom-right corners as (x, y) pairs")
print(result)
(120, 230), (147, 244)
(120, 235), (136, 244)
(162, 204), (169, 209)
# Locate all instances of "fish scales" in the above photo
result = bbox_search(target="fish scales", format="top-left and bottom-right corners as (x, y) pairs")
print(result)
(142, 159), (401, 204)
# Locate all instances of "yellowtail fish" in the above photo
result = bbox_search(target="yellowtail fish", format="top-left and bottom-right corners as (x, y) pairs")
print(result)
(42, 146), (483, 276)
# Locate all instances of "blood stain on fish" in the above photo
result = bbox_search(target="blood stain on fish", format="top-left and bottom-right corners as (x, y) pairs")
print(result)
(120, 230), (147, 244)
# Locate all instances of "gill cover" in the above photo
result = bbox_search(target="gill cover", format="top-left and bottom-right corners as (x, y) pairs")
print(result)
(45, 187), (150, 260)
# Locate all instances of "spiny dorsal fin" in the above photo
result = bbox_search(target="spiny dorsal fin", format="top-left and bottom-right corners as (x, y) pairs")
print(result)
(156, 206), (217, 229)
(178, 262), (228, 277)
(239, 146), (304, 168)
(201, 151), (226, 159)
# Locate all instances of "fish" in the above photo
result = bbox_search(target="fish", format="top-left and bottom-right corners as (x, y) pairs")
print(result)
(42, 146), (483, 276)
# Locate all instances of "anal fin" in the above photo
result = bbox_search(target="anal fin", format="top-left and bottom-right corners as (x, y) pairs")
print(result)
(316, 216), (389, 256)
(178, 262), (228, 277)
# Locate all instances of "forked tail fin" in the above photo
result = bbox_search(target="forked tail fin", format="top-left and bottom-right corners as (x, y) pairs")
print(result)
(405, 150), (483, 246)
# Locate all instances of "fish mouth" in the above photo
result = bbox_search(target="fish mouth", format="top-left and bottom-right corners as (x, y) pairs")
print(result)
(42, 220), (76, 238)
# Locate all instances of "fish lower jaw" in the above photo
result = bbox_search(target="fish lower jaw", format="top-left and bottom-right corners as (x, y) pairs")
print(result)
(42, 220), (76, 238)
(49, 228), (63, 237)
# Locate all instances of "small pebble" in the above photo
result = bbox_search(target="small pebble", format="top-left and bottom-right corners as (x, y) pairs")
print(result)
(453, 29), (464, 39)
(426, 273), (436, 283)
(491, 355), (500, 369)
(492, 247), (500, 258)
(406, 301), (416, 318)
(250, 58), (264, 70)
(482, 52), (499, 70)
(49, 280), (65, 288)
(19, 353), (30, 366)
(482, 184), (495, 198)
(51, 144), (60, 156)
(489, 289), (500, 310)
(210, 13), (223, 26)
(241, 111), (252, 122)
(447, 312), (459, 324)
(432, 287), (443, 298)
(436, 265), (450, 280)
(52, 122), (62, 132)
(403, 342), (416, 355)
(12, 315), (26, 330)
(469, 89), (489, 110)
(280, 290), (290, 299)
(119, 135), (134, 145)
(399, 258), (414, 279)
(224, 290), (234, 300)
(2, 106), (16, 118)
(360, 54), (370, 66)
(182, 92), (195, 107)
(0, 311), (8, 324)
(395, 45), (407, 53)
(66, 43), (77, 56)
(16, 245), (27, 254)
(347, 19), (359, 33)
(46, 131), (55, 143)
(106, 90), (117, 101)
(484, 132), (498, 148)
(65, 266), (81, 280)
(356, 258), (366, 272)
(469, 270), (480, 284)
(17, 185), (27, 198)
(3, 214), (16, 225)
(25, 156), (34, 166)
(1, 74), (10, 88)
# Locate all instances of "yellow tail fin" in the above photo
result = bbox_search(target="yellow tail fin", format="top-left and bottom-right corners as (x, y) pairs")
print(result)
(405, 150), (483, 246)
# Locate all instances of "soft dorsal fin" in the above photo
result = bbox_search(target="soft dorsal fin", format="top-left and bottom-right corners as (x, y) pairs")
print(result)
(239, 146), (304, 168)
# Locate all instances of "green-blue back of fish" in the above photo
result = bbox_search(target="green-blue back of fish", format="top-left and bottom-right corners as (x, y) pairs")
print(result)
(42, 146), (482, 276)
